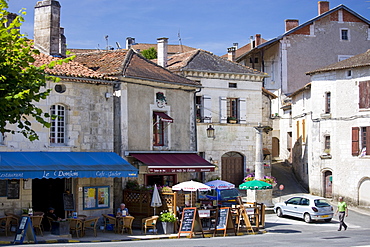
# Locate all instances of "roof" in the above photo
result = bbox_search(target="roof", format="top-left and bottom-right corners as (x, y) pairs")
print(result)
(131, 43), (196, 55)
(166, 49), (266, 76)
(73, 49), (200, 87)
(236, 4), (370, 61)
(290, 83), (311, 97)
(262, 87), (278, 99)
(33, 52), (116, 84)
(306, 49), (370, 75)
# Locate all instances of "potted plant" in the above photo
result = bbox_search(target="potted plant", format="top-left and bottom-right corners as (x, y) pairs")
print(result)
(227, 116), (237, 124)
(158, 211), (176, 234)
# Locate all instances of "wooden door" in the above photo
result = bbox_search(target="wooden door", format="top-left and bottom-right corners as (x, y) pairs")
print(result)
(221, 153), (244, 185)
(324, 171), (332, 198)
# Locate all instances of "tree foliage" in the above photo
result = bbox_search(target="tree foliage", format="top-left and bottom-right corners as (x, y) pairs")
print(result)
(141, 47), (157, 60)
(0, 0), (73, 141)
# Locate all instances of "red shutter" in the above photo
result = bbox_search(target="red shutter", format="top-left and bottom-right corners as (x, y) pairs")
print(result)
(359, 81), (370, 109)
(352, 127), (360, 156)
(367, 127), (370, 155)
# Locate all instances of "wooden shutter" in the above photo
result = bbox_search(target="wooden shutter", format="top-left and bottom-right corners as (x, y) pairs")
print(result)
(367, 126), (370, 155)
(352, 127), (360, 156)
(359, 81), (370, 109)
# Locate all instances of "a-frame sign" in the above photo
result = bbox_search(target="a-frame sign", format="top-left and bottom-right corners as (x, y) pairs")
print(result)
(178, 207), (204, 238)
(236, 196), (254, 233)
(213, 207), (236, 237)
(13, 216), (37, 244)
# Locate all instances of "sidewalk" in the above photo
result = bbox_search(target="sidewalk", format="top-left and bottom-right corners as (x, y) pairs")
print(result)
(0, 226), (263, 245)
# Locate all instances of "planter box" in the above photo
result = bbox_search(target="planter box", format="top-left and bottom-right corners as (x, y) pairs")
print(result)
(157, 222), (174, 234)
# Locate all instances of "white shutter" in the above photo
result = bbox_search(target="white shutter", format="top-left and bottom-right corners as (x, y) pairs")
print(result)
(239, 98), (246, 124)
(220, 96), (227, 123)
(203, 95), (212, 123)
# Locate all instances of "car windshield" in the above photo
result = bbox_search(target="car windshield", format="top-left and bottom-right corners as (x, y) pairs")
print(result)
(220, 189), (239, 199)
(314, 199), (331, 207)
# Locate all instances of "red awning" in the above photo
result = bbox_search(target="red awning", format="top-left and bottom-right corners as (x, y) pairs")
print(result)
(130, 153), (215, 173)
(154, 112), (173, 123)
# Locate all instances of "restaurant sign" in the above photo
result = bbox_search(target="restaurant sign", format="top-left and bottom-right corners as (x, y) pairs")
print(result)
(0, 170), (137, 179)
(148, 168), (214, 173)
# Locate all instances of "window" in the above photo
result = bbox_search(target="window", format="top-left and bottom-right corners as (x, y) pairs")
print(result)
(50, 104), (66, 144)
(359, 81), (370, 109)
(228, 83), (237, 88)
(83, 186), (110, 209)
(325, 92), (331, 114)
(227, 98), (238, 123)
(324, 135), (330, 151)
(153, 112), (172, 146)
(196, 96), (203, 122)
(341, 29), (349, 41)
(352, 126), (370, 156)
(346, 70), (352, 78)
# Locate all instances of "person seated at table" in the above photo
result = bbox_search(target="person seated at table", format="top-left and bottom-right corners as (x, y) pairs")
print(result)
(116, 203), (129, 216)
(46, 207), (61, 221)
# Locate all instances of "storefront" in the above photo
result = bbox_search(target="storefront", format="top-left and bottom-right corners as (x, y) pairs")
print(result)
(0, 152), (137, 217)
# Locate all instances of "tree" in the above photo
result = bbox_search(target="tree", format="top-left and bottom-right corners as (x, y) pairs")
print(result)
(141, 47), (157, 60)
(0, 0), (73, 141)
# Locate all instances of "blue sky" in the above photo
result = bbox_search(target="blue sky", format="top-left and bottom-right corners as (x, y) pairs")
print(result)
(7, 0), (370, 56)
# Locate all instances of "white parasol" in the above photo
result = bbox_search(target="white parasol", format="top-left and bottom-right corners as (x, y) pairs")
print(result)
(172, 180), (211, 206)
(150, 184), (162, 215)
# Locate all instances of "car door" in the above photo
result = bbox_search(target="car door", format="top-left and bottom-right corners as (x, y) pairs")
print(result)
(283, 197), (302, 217)
(297, 197), (310, 218)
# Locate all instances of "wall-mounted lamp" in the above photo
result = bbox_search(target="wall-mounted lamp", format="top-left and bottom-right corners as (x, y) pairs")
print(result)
(206, 125), (215, 139)
(105, 92), (112, 99)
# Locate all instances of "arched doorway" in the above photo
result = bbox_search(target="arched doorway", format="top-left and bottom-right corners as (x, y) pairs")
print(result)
(359, 178), (370, 206)
(221, 152), (244, 185)
(324, 171), (332, 198)
(272, 137), (280, 158)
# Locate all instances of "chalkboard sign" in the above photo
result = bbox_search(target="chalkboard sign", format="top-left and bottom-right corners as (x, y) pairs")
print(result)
(63, 193), (75, 211)
(214, 207), (236, 237)
(13, 216), (37, 244)
(7, 180), (19, 199)
(0, 180), (7, 197)
(178, 207), (204, 238)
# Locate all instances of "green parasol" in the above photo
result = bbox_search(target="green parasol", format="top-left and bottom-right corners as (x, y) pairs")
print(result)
(239, 180), (273, 190)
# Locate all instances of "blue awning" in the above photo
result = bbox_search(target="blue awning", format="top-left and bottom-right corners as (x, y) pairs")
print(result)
(0, 152), (138, 179)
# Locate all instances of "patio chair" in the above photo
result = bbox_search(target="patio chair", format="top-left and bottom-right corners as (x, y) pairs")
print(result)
(82, 217), (99, 237)
(46, 216), (54, 231)
(31, 215), (44, 236)
(0, 215), (18, 236)
(68, 218), (83, 238)
(117, 216), (134, 234)
(102, 214), (116, 233)
(141, 216), (159, 234)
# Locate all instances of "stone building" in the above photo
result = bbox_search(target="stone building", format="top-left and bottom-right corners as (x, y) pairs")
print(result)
(291, 50), (370, 206)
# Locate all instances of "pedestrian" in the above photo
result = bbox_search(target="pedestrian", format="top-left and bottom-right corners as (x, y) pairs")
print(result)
(335, 196), (348, 231)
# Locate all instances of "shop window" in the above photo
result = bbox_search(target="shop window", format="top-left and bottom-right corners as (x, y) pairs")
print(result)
(146, 174), (176, 187)
(50, 104), (66, 145)
(83, 186), (110, 210)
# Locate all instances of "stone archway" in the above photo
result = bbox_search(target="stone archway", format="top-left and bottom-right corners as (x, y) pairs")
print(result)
(221, 152), (244, 185)
(359, 178), (370, 206)
(323, 170), (332, 198)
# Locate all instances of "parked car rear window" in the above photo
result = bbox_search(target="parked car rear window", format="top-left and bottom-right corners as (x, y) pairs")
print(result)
(314, 199), (330, 207)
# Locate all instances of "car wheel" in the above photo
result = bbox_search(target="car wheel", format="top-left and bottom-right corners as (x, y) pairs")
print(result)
(324, 218), (332, 223)
(276, 208), (283, 217)
(304, 213), (311, 223)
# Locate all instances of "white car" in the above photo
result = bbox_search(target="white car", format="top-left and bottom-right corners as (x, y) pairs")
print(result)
(274, 195), (334, 223)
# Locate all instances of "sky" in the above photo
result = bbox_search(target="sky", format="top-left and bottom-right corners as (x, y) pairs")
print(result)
(6, 0), (370, 56)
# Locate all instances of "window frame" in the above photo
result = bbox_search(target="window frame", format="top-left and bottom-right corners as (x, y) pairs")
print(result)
(50, 104), (66, 145)
(325, 92), (331, 114)
(153, 111), (170, 147)
(195, 95), (203, 123)
(340, 28), (349, 41)
(227, 98), (239, 123)
(83, 186), (110, 210)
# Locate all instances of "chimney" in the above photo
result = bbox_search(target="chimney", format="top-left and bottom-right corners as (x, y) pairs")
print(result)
(34, 0), (64, 57)
(157, 37), (168, 67)
(5, 13), (17, 28)
(318, 1), (329, 15)
(233, 43), (238, 50)
(285, 19), (299, 32)
(227, 47), (236, 62)
(250, 35), (254, 48)
(126, 37), (135, 49)
(255, 34), (262, 46)
(59, 27), (66, 56)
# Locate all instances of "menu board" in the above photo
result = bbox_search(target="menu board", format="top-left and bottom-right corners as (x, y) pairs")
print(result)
(216, 207), (228, 230)
(180, 208), (195, 232)
(0, 180), (7, 197)
(178, 207), (204, 238)
(13, 216), (37, 244)
(63, 193), (75, 211)
(7, 180), (20, 199)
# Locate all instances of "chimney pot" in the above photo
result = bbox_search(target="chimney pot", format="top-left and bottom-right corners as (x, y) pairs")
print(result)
(227, 47), (236, 61)
(255, 34), (262, 46)
(285, 19), (299, 32)
(318, 1), (329, 15)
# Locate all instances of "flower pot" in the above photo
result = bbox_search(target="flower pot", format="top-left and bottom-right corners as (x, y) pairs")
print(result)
(159, 222), (174, 234)
(229, 120), (237, 124)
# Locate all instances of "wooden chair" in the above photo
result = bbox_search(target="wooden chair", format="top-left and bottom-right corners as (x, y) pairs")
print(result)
(68, 218), (83, 238)
(46, 216), (54, 231)
(102, 214), (116, 233)
(82, 217), (99, 237)
(0, 216), (18, 236)
(141, 216), (159, 234)
(117, 216), (134, 234)
(31, 215), (44, 236)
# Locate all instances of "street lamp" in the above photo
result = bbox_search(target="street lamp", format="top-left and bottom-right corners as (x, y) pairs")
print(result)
(206, 125), (215, 139)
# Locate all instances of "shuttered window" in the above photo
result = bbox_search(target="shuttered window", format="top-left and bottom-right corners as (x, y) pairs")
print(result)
(352, 127), (359, 156)
(359, 81), (370, 109)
